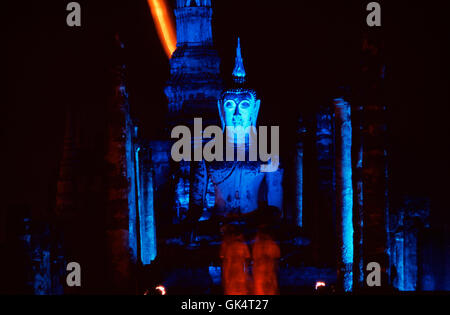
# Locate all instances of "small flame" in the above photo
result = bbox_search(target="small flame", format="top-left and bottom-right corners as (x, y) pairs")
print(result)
(315, 281), (326, 290)
(155, 285), (166, 295)
(147, 0), (177, 58)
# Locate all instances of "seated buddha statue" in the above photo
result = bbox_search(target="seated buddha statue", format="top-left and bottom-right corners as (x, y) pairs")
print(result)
(187, 38), (283, 230)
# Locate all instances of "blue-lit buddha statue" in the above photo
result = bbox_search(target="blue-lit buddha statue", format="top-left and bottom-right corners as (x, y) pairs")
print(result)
(188, 38), (283, 226)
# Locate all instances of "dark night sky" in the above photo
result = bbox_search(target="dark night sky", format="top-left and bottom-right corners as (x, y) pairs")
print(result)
(2, 0), (450, 223)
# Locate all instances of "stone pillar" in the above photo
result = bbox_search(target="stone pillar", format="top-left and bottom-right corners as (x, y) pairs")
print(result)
(390, 197), (430, 291)
(148, 140), (173, 228)
(334, 97), (354, 292)
(295, 117), (307, 227)
(352, 103), (364, 289)
(104, 35), (137, 293)
(136, 145), (157, 265)
(54, 106), (83, 294)
(55, 106), (80, 220)
(315, 105), (336, 265)
(360, 33), (389, 289)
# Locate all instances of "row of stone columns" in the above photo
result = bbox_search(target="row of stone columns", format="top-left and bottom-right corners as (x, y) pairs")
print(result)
(54, 35), (146, 294)
(295, 33), (388, 292)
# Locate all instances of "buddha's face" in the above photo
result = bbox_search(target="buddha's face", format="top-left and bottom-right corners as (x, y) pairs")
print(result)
(218, 90), (260, 130)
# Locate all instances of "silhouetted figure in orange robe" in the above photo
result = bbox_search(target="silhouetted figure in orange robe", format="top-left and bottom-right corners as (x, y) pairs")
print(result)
(220, 230), (251, 295)
(252, 231), (280, 295)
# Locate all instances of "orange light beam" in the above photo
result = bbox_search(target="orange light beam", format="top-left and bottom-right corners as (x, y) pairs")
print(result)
(147, 0), (177, 58)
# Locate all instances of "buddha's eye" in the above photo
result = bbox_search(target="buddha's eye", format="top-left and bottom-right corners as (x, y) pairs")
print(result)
(239, 100), (250, 109)
(224, 100), (236, 109)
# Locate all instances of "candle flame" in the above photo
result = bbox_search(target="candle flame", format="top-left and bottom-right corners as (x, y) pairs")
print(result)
(315, 281), (326, 290)
(155, 285), (166, 295)
(147, 0), (177, 58)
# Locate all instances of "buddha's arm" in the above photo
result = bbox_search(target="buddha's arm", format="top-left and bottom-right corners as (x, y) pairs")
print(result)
(188, 160), (208, 222)
(265, 167), (284, 212)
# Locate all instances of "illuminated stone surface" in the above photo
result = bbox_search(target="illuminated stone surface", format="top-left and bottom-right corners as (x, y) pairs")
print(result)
(165, 0), (223, 127)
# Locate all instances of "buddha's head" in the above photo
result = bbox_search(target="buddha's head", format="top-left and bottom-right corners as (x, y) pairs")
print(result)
(218, 38), (260, 135)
